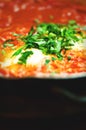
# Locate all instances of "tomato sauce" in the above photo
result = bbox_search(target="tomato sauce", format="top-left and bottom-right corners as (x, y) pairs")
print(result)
(0, 1), (86, 40)
(0, 0), (86, 27)
(0, 0), (86, 41)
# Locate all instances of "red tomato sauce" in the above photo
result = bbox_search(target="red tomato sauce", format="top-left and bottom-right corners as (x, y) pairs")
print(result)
(0, 0), (86, 41)
(0, 0), (86, 27)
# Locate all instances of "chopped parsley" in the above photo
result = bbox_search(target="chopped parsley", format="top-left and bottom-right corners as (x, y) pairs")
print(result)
(18, 51), (33, 64)
(11, 20), (86, 64)
(45, 59), (51, 65)
(3, 39), (14, 48)
(67, 56), (71, 61)
(1, 49), (6, 55)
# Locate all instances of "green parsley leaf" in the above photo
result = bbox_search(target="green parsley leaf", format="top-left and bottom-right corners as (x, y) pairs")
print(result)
(18, 51), (33, 64)
(3, 39), (14, 48)
(12, 47), (23, 57)
(45, 59), (50, 65)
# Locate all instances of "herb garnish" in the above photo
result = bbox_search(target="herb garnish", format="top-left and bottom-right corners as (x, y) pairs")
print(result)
(45, 59), (50, 65)
(18, 51), (33, 64)
(3, 39), (14, 48)
(11, 20), (86, 64)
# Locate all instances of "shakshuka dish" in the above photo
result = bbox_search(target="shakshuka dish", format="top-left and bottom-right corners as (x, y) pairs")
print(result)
(0, 0), (86, 78)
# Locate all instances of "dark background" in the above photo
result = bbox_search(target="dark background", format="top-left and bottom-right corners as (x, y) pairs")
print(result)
(0, 78), (86, 129)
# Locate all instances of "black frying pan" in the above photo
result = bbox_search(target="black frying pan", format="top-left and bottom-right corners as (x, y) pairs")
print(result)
(0, 75), (86, 102)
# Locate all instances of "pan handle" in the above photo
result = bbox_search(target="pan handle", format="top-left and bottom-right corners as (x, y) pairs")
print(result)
(52, 87), (86, 102)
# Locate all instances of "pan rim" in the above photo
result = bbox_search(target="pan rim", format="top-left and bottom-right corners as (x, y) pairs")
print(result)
(0, 72), (86, 80)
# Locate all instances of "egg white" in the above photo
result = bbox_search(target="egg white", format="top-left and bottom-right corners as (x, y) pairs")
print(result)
(0, 48), (50, 67)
